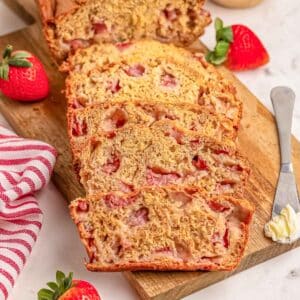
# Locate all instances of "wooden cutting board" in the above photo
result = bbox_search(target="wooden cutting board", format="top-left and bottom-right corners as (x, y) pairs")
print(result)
(1, 1), (300, 299)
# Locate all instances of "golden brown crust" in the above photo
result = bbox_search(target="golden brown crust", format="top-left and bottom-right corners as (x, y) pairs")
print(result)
(35, 0), (73, 65)
(36, 0), (86, 22)
(36, 0), (90, 64)
(86, 261), (233, 272)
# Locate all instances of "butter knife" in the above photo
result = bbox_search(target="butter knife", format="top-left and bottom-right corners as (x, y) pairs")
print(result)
(270, 86), (299, 217)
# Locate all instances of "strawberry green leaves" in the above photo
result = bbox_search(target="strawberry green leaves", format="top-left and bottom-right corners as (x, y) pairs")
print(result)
(37, 271), (73, 300)
(0, 63), (9, 81)
(206, 18), (233, 65)
(38, 288), (54, 300)
(0, 45), (32, 80)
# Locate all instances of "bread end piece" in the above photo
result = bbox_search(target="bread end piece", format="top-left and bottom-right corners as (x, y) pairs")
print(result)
(70, 186), (254, 272)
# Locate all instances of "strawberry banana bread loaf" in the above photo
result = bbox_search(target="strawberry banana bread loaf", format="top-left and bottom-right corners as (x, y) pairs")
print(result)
(70, 186), (254, 271)
(76, 121), (250, 195)
(37, 0), (211, 63)
(63, 40), (241, 132)
(69, 101), (238, 157)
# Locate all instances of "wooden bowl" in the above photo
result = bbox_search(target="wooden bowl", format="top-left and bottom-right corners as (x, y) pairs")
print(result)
(211, 0), (263, 8)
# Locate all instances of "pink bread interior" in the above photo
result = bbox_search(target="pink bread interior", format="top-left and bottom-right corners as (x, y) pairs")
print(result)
(70, 186), (254, 271)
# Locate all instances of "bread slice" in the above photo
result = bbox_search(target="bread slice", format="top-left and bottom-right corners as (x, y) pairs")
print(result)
(63, 40), (241, 132)
(69, 186), (254, 271)
(75, 121), (249, 195)
(37, 0), (211, 63)
(68, 100), (238, 157)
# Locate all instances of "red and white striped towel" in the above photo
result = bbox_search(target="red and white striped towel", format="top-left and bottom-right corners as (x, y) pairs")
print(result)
(0, 125), (57, 300)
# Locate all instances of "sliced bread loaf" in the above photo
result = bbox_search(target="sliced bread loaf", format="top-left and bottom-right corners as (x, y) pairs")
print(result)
(69, 186), (254, 271)
(37, 0), (211, 63)
(76, 121), (249, 195)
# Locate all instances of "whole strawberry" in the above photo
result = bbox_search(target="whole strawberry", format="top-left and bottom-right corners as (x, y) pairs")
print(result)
(206, 18), (269, 71)
(38, 271), (101, 300)
(0, 45), (49, 101)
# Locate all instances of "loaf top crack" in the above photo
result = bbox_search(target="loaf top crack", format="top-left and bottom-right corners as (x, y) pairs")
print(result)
(37, 0), (211, 63)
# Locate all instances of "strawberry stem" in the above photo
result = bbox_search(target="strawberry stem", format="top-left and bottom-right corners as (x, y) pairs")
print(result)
(0, 45), (32, 81)
(2, 45), (13, 59)
(206, 18), (233, 65)
(215, 17), (223, 32)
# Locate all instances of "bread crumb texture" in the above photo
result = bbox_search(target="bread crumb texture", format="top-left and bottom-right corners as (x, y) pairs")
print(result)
(70, 186), (254, 271)
(38, 0), (211, 62)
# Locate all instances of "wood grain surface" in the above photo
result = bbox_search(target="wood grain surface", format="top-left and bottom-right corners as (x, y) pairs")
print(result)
(1, 1), (300, 299)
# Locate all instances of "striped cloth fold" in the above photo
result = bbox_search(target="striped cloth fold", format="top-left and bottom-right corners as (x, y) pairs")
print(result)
(0, 125), (57, 300)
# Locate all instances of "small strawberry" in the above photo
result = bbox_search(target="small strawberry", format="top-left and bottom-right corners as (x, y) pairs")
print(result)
(206, 18), (269, 71)
(0, 45), (49, 101)
(38, 271), (101, 300)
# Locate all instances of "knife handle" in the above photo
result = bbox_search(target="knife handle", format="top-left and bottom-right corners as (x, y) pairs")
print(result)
(271, 86), (296, 166)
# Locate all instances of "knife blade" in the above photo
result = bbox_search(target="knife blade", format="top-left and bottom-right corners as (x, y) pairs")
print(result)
(270, 86), (299, 217)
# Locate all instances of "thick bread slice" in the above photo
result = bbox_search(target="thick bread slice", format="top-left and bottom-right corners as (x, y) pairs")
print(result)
(76, 121), (250, 195)
(69, 186), (255, 271)
(37, 0), (211, 63)
(63, 40), (241, 133)
(68, 100), (238, 157)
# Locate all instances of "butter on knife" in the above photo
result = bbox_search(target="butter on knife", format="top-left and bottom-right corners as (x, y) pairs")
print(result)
(264, 204), (300, 244)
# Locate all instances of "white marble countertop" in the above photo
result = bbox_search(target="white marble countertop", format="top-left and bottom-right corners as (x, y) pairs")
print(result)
(0, 0), (299, 299)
